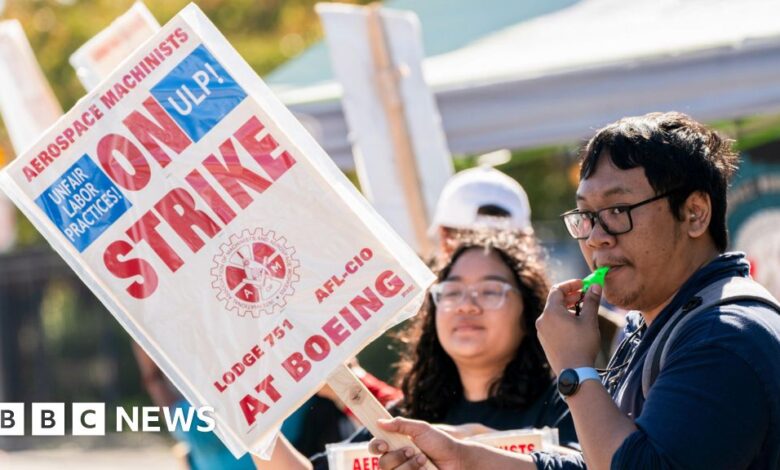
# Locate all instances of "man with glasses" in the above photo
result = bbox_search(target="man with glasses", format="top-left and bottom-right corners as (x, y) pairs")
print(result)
(369, 112), (780, 469)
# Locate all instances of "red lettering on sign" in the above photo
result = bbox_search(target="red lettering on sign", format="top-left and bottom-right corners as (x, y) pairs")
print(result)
(123, 96), (192, 168)
(376, 270), (404, 297)
(97, 133), (151, 191)
(322, 316), (350, 346)
(239, 375), (282, 426)
(185, 168), (237, 224)
(282, 352), (311, 383)
(154, 188), (220, 253)
(349, 288), (383, 321)
(303, 335), (331, 362)
(213, 344), (265, 393)
(125, 211), (184, 272)
(204, 139), (272, 209)
(234, 116), (296, 181)
(282, 270), (406, 382)
(103, 240), (159, 299)
(351, 457), (380, 470)
(102, 114), (298, 299)
(22, 105), (104, 182)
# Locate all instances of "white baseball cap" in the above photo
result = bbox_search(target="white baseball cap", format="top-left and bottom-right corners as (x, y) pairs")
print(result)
(429, 166), (533, 235)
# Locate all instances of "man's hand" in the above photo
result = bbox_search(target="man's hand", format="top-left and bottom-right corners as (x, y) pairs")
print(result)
(369, 418), (465, 470)
(536, 279), (602, 374)
(435, 423), (495, 439)
(369, 418), (535, 470)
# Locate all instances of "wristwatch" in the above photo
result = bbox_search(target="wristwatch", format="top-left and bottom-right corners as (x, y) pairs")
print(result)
(557, 367), (601, 398)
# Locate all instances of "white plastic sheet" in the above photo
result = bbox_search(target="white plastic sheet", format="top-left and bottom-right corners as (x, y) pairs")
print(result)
(0, 3), (433, 457)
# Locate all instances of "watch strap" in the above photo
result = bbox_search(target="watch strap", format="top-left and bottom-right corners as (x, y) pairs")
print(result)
(574, 367), (601, 384)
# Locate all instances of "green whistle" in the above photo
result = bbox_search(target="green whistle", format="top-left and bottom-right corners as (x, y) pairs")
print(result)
(582, 266), (609, 292)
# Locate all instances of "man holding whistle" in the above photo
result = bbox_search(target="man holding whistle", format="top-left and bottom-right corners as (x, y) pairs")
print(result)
(370, 112), (780, 470)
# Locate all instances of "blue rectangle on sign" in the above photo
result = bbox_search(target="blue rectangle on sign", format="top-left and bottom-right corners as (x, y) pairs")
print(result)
(151, 44), (247, 142)
(35, 155), (132, 252)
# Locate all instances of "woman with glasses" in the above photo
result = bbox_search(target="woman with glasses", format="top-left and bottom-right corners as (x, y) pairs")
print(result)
(394, 229), (575, 440)
(253, 230), (575, 470)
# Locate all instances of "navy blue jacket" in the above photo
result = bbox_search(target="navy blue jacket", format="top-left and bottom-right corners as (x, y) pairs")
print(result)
(534, 253), (780, 469)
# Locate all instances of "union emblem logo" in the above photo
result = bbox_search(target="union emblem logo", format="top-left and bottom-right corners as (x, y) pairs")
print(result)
(210, 228), (300, 317)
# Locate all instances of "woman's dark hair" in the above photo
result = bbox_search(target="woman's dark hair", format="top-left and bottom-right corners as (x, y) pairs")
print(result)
(394, 230), (552, 421)
(579, 112), (740, 252)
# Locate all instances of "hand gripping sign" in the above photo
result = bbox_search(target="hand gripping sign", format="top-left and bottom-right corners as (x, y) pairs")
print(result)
(327, 428), (558, 470)
(0, 3), (434, 459)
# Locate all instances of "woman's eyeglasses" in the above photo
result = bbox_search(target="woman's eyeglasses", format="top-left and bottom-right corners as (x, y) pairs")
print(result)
(431, 280), (517, 310)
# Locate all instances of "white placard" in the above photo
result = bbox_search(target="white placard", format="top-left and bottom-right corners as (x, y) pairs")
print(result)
(0, 20), (63, 251)
(0, 19), (62, 155)
(0, 3), (433, 457)
(318, 3), (453, 252)
(466, 428), (557, 454)
(70, 2), (161, 91)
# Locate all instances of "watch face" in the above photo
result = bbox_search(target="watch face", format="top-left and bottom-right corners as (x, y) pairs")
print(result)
(557, 368), (580, 396)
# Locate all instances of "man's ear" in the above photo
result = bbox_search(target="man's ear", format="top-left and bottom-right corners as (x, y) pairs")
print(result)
(683, 191), (711, 239)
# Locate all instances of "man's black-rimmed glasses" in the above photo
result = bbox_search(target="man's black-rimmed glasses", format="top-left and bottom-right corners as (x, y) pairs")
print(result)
(561, 190), (677, 240)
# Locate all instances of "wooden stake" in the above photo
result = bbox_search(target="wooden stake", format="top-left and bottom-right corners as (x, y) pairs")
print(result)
(326, 364), (437, 469)
(365, 4), (432, 256)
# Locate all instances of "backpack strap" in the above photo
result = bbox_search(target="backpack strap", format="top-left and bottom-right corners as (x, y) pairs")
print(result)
(641, 276), (780, 399)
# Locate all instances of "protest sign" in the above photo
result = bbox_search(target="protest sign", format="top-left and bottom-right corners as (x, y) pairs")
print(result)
(318, 3), (453, 254)
(0, 19), (63, 251)
(466, 428), (557, 454)
(0, 20), (62, 154)
(327, 441), (382, 470)
(70, 2), (160, 91)
(327, 428), (558, 469)
(0, 3), (434, 458)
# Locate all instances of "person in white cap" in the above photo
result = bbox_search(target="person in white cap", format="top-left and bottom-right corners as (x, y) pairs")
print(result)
(430, 165), (533, 259)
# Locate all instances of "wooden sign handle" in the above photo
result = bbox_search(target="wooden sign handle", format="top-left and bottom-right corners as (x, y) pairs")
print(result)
(326, 364), (437, 470)
(365, 4), (432, 256)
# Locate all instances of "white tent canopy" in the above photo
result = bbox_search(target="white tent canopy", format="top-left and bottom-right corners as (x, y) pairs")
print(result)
(267, 0), (780, 169)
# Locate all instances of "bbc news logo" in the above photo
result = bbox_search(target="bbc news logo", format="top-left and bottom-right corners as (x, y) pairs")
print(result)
(0, 403), (215, 436)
